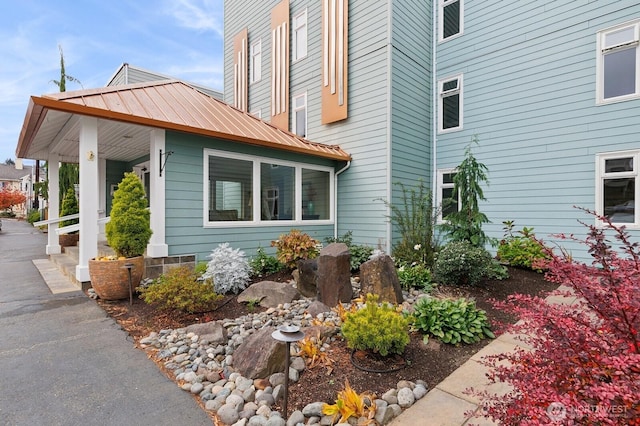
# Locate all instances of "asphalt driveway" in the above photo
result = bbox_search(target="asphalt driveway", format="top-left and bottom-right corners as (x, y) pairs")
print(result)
(0, 219), (212, 425)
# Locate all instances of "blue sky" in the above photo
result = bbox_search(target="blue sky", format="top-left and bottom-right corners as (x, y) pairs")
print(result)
(0, 0), (224, 164)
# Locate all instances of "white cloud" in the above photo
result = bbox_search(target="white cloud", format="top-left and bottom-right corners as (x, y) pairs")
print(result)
(162, 0), (223, 37)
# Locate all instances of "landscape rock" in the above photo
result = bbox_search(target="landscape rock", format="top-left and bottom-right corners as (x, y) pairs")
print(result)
(359, 255), (404, 304)
(233, 327), (286, 379)
(185, 321), (228, 345)
(296, 259), (318, 297)
(238, 281), (301, 308)
(316, 243), (352, 306)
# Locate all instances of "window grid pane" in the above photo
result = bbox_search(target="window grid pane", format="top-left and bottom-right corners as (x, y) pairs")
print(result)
(604, 47), (636, 99)
(442, 94), (460, 129)
(208, 156), (252, 221)
(302, 169), (330, 220)
(260, 163), (295, 221)
(443, 1), (460, 39)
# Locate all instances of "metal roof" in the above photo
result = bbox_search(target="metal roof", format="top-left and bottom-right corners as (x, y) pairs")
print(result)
(16, 80), (351, 163)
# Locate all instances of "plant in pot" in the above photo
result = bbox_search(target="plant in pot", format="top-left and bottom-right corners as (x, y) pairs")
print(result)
(58, 188), (79, 249)
(89, 172), (152, 300)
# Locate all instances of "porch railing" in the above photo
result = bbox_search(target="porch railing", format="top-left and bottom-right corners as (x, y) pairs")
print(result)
(33, 213), (110, 235)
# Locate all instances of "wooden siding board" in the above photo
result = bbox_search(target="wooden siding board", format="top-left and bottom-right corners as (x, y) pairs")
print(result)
(437, 0), (640, 261)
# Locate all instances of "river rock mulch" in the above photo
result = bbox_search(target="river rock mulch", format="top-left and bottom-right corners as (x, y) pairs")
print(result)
(95, 266), (557, 426)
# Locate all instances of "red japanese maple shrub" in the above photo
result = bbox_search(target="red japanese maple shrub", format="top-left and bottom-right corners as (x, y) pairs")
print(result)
(0, 188), (26, 212)
(467, 208), (639, 425)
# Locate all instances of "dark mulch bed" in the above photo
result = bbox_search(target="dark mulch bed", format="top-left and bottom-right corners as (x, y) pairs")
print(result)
(94, 266), (556, 418)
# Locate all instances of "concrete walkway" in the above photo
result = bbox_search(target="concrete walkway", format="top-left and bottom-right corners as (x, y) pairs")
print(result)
(390, 290), (578, 426)
(0, 219), (213, 426)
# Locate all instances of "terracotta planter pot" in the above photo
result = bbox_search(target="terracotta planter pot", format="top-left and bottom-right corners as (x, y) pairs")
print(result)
(59, 233), (79, 248)
(88, 256), (145, 300)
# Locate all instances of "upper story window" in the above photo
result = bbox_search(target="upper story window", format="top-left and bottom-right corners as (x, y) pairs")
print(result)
(437, 169), (459, 222)
(250, 39), (262, 84)
(292, 93), (307, 138)
(596, 150), (639, 227)
(438, 74), (463, 133)
(439, 0), (463, 42)
(597, 20), (640, 104)
(293, 9), (308, 61)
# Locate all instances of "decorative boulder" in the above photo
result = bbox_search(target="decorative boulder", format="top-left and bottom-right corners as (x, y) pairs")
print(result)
(359, 254), (404, 304)
(296, 258), (318, 298)
(316, 243), (352, 307)
(185, 321), (227, 345)
(237, 281), (301, 308)
(233, 327), (286, 379)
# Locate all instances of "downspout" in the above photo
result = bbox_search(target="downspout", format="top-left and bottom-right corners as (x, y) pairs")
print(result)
(385, 0), (394, 254)
(431, 0), (438, 206)
(334, 160), (351, 238)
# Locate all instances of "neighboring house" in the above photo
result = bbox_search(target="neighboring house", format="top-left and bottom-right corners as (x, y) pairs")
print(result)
(106, 63), (224, 100)
(0, 161), (44, 217)
(223, 0), (640, 261)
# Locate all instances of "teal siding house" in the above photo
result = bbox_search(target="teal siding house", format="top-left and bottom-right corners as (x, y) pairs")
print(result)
(15, 1), (640, 284)
(224, 0), (640, 261)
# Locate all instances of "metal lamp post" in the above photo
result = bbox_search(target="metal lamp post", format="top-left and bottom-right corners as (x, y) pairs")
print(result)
(271, 324), (305, 419)
(122, 263), (134, 306)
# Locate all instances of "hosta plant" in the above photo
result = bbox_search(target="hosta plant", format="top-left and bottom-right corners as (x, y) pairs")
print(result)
(468, 209), (640, 424)
(202, 243), (251, 294)
(271, 229), (320, 269)
(411, 296), (494, 345)
(341, 294), (409, 357)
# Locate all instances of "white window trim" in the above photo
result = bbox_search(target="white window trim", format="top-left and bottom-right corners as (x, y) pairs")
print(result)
(292, 92), (307, 137)
(202, 148), (334, 227)
(250, 110), (262, 119)
(596, 19), (640, 104)
(250, 39), (262, 84)
(437, 168), (460, 223)
(595, 150), (640, 228)
(438, 0), (464, 43)
(292, 9), (308, 62)
(438, 73), (463, 133)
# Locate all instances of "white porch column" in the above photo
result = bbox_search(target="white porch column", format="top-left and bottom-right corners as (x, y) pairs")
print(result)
(46, 153), (61, 255)
(147, 129), (168, 257)
(76, 116), (99, 282)
(97, 158), (107, 240)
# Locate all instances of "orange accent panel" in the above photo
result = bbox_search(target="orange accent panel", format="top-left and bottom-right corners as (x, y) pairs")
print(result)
(271, 0), (290, 131)
(233, 28), (248, 111)
(321, 0), (348, 124)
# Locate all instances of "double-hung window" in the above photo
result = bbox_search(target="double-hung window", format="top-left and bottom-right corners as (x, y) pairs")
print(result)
(437, 169), (459, 222)
(204, 149), (332, 225)
(250, 39), (262, 84)
(438, 74), (463, 132)
(292, 9), (307, 61)
(596, 151), (639, 227)
(292, 93), (307, 138)
(439, 0), (463, 42)
(597, 20), (640, 103)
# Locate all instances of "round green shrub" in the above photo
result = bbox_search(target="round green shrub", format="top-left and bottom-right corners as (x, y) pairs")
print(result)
(59, 188), (79, 228)
(341, 294), (410, 357)
(397, 263), (433, 291)
(105, 172), (152, 258)
(139, 266), (222, 313)
(433, 240), (494, 286)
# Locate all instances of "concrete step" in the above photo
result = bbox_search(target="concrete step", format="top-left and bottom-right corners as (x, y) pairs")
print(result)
(49, 251), (82, 289)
